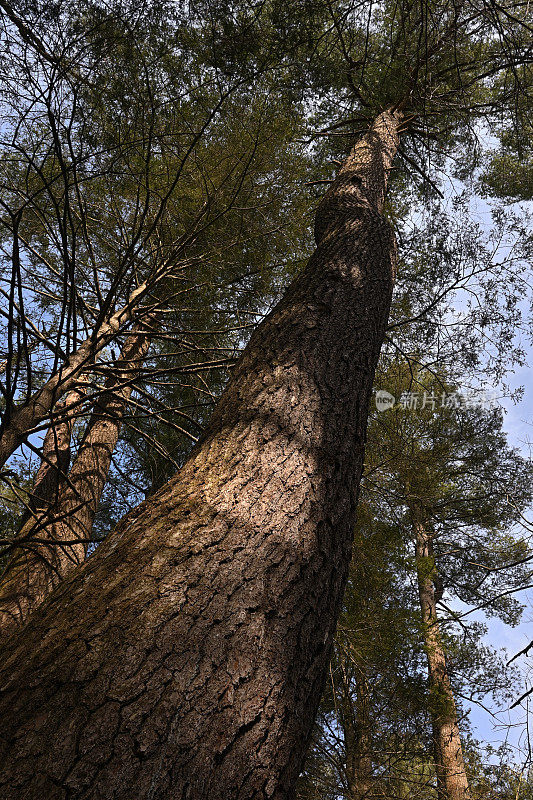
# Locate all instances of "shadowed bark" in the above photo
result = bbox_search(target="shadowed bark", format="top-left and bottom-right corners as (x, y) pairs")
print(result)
(0, 331), (149, 635)
(0, 109), (401, 800)
(412, 506), (472, 800)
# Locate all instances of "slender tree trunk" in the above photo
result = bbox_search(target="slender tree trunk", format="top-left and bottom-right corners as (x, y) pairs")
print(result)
(432, 719), (447, 800)
(0, 286), (148, 470)
(0, 387), (83, 631)
(0, 109), (401, 800)
(412, 507), (472, 800)
(0, 331), (149, 635)
(28, 389), (82, 512)
(343, 662), (373, 800)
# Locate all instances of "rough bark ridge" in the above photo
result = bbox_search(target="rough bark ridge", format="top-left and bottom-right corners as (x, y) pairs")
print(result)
(0, 109), (401, 800)
(0, 331), (149, 635)
(412, 509), (472, 800)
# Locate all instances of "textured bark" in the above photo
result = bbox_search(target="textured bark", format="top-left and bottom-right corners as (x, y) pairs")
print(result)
(0, 332), (148, 636)
(0, 109), (401, 800)
(29, 390), (81, 513)
(412, 508), (472, 800)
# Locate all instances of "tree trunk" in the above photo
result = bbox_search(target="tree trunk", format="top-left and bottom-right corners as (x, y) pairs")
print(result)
(412, 508), (472, 800)
(0, 387), (82, 631)
(342, 662), (373, 800)
(0, 331), (149, 636)
(0, 285), (148, 470)
(28, 389), (82, 512)
(0, 108), (401, 800)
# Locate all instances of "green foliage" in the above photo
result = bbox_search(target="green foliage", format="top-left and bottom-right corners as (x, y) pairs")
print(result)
(482, 122), (533, 201)
(370, 359), (532, 619)
(0, 462), (33, 571)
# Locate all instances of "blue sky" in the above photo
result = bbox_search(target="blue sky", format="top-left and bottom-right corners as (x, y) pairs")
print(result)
(443, 176), (533, 762)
